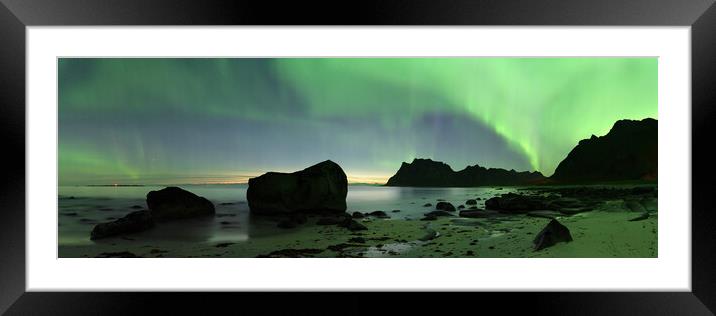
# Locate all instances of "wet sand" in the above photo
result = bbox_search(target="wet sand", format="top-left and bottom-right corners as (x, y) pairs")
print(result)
(59, 208), (657, 258)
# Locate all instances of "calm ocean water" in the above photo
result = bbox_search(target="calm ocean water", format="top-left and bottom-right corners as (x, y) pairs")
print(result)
(58, 184), (511, 245)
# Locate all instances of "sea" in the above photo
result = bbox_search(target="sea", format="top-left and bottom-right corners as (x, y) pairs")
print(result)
(58, 184), (514, 246)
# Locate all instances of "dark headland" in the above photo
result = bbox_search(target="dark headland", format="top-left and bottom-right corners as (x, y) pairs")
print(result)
(385, 118), (657, 187)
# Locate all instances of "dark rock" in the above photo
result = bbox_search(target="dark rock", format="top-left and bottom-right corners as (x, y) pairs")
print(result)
(640, 197), (657, 213)
(344, 220), (368, 231)
(425, 210), (454, 217)
(533, 219), (573, 251)
(327, 243), (360, 252)
(391, 209), (401, 213)
(547, 197), (583, 209)
(485, 193), (548, 213)
(215, 242), (234, 248)
(526, 211), (562, 219)
(457, 205), (465, 209)
(465, 199), (477, 205)
(90, 210), (155, 240)
(419, 228), (439, 241)
(129, 205), (143, 209)
(247, 160), (348, 215)
(625, 200), (647, 213)
(385, 158), (545, 187)
(558, 207), (592, 215)
(628, 212), (650, 221)
(435, 202), (456, 212)
(256, 248), (324, 258)
(349, 237), (366, 243)
(420, 215), (438, 221)
(146, 187), (215, 220)
(351, 212), (365, 219)
(423, 203), (432, 207)
(551, 118), (657, 183)
(367, 210), (389, 218)
(459, 209), (488, 218)
(96, 251), (140, 258)
(317, 213), (351, 225)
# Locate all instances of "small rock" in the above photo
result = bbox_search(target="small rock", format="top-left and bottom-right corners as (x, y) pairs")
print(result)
(435, 202), (456, 212)
(426, 210), (454, 218)
(526, 210), (562, 219)
(628, 212), (650, 222)
(317, 213), (351, 225)
(368, 210), (389, 218)
(533, 219), (573, 251)
(340, 220), (367, 231)
(458, 209), (490, 218)
(423, 203), (432, 207)
(96, 251), (140, 258)
(465, 199), (477, 205)
(625, 200), (647, 213)
(419, 228), (439, 241)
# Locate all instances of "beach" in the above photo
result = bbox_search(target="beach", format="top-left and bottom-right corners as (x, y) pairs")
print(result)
(58, 184), (657, 258)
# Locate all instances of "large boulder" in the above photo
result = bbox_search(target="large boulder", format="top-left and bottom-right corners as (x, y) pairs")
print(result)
(146, 187), (215, 220)
(90, 210), (155, 240)
(247, 160), (348, 215)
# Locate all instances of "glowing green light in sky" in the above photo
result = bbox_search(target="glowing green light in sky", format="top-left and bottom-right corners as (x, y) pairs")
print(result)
(59, 58), (656, 185)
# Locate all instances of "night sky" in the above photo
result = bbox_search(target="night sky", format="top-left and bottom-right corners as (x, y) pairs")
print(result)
(58, 58), (657, 185)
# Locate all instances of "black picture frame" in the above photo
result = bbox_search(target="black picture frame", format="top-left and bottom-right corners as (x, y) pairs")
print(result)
(1, 0), (715, 314)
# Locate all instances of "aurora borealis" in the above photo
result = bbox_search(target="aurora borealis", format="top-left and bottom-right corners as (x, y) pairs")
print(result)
(58, 58), (657, 185)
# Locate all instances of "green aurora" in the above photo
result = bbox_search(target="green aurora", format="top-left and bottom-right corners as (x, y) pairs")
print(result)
(59, 58), (657, 185)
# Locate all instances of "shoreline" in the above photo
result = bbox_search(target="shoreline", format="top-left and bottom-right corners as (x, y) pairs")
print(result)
(59, 184), (658, 258)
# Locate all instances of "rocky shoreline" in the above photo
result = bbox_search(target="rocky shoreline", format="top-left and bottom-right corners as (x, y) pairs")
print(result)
(62, 183), (657, 258)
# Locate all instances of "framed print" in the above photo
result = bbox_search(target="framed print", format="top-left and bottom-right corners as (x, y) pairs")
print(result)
(2, 0), (716, 314)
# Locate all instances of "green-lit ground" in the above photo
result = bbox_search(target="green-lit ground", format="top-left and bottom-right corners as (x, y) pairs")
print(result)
(59, 209), (657, 258)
